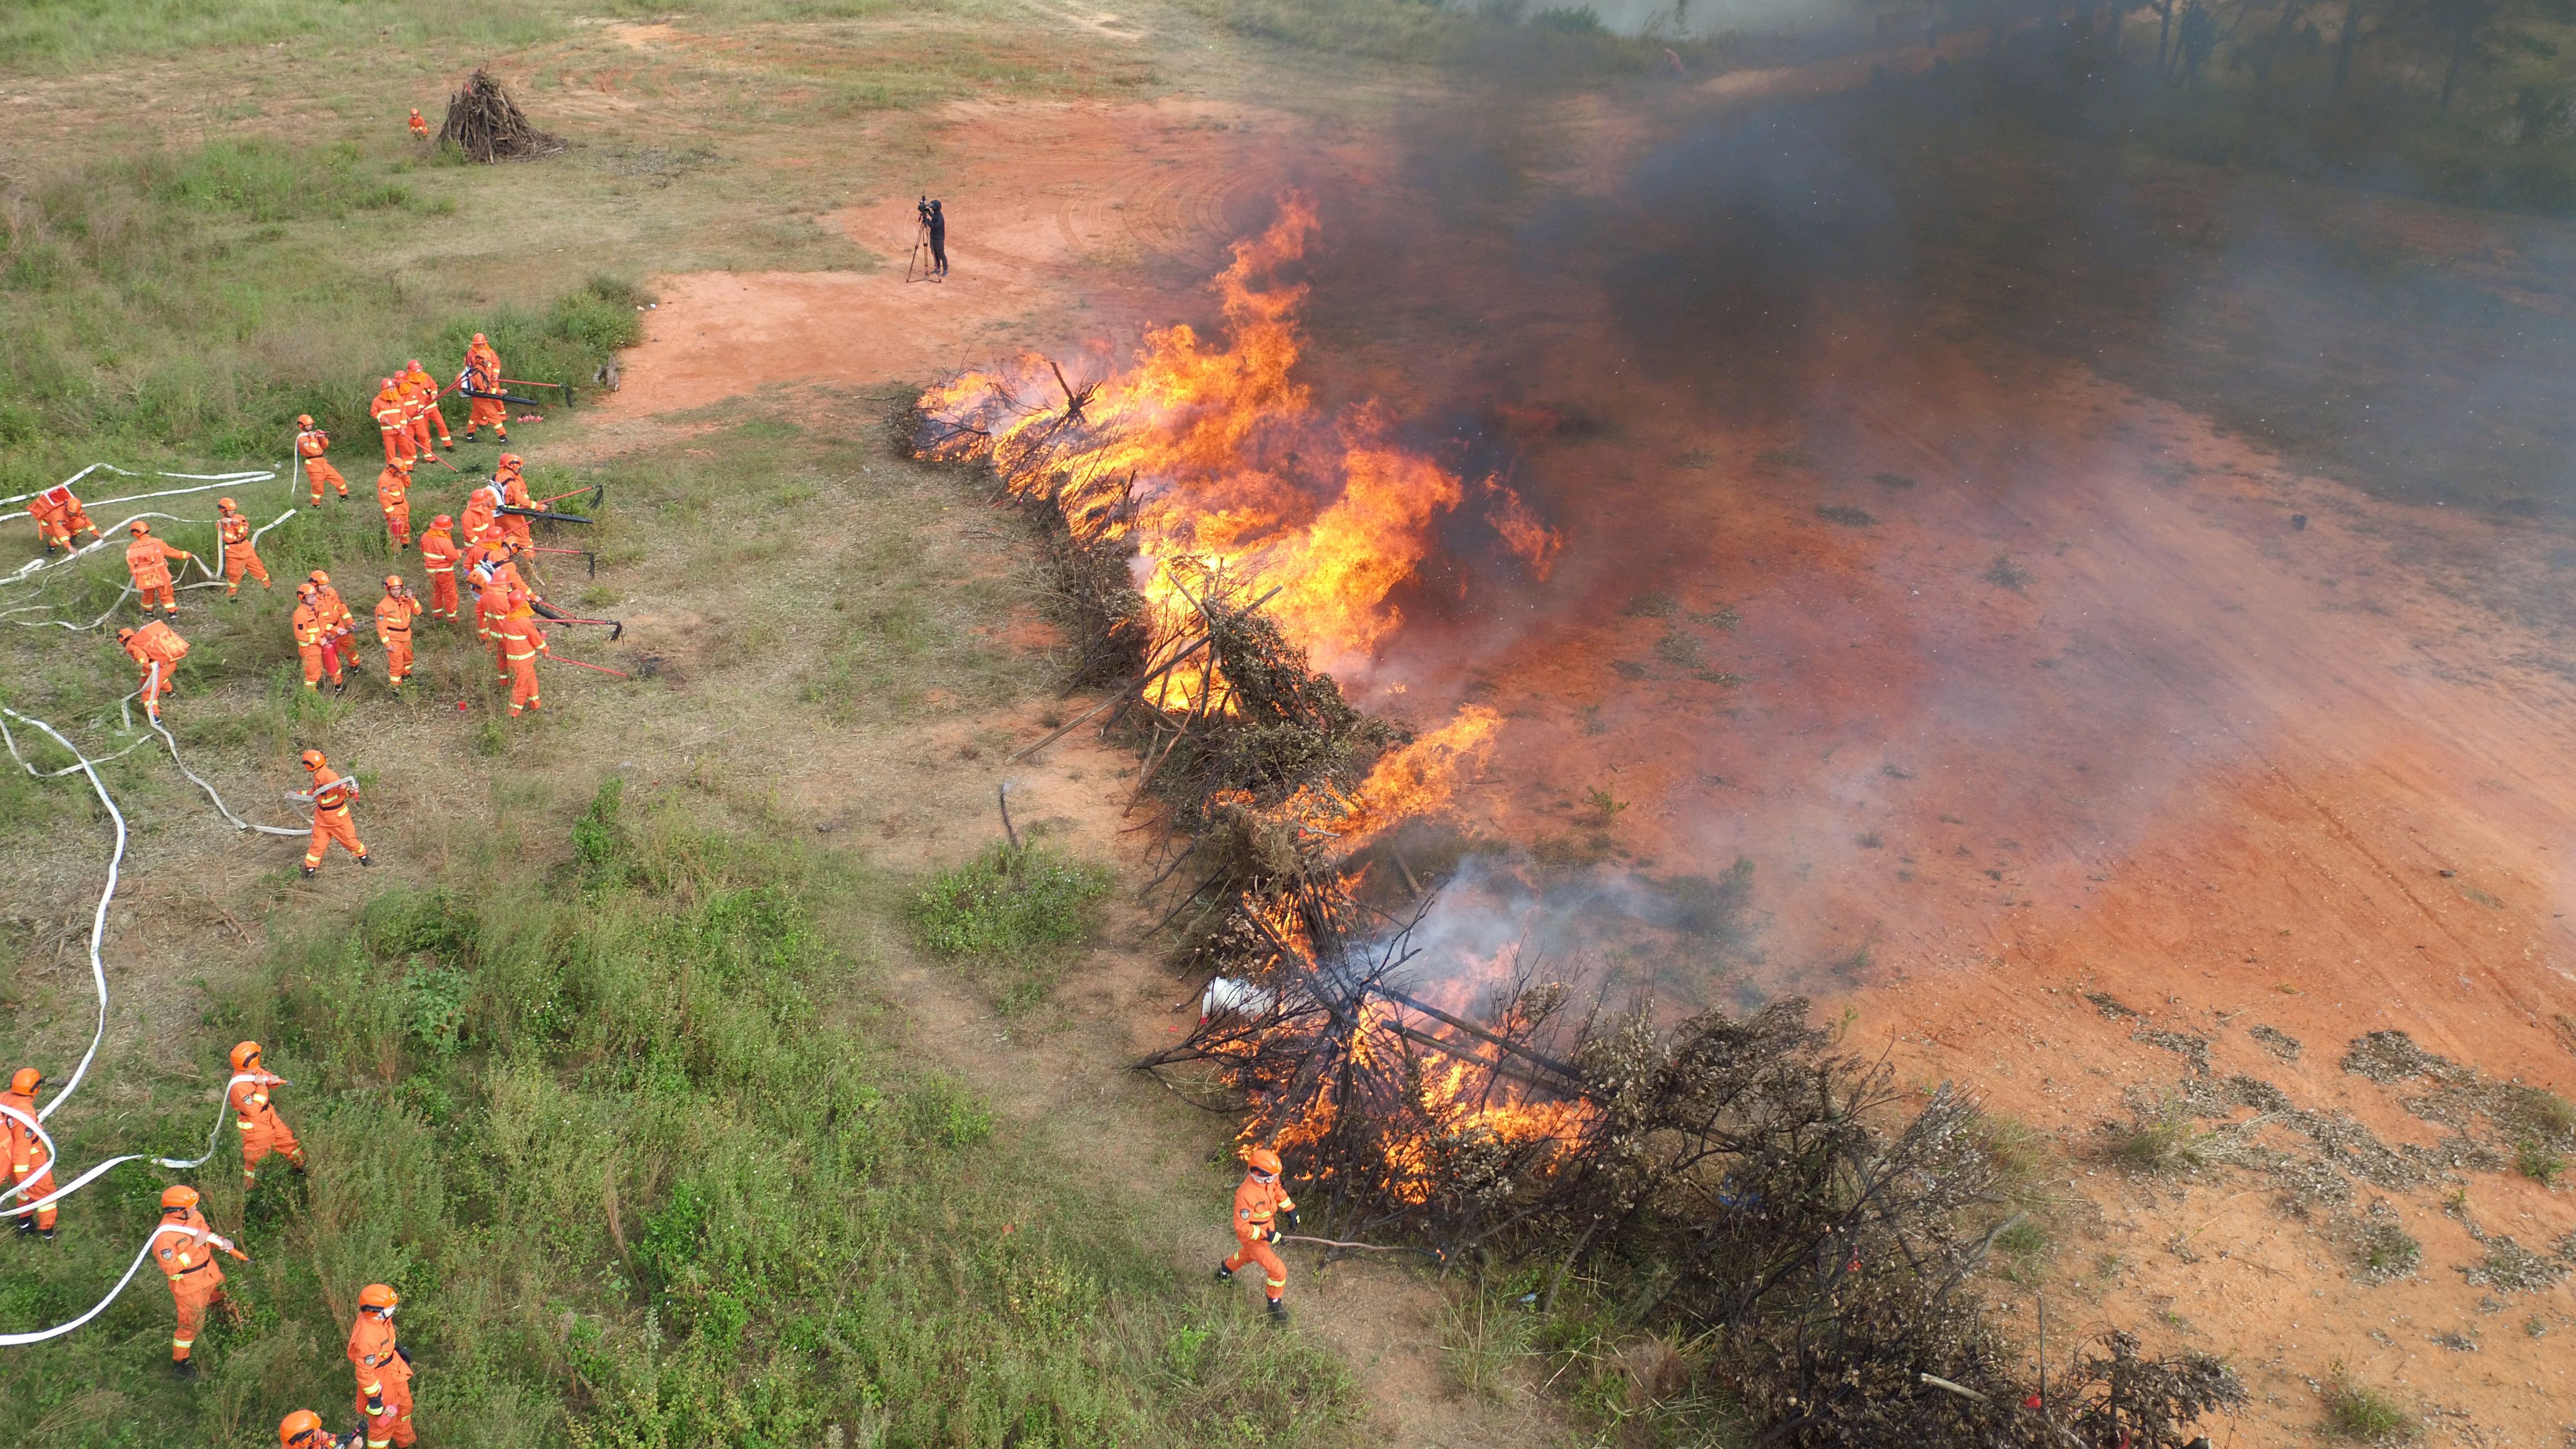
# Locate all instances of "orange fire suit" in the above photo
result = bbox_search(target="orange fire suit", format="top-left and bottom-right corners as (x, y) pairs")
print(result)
(349, 1310), (417, 1448)
(402, 364), (451, 451)
(305, 767), (367, 871)
(29, 485), (99, 551)
(124, 619), (190, 720)
(473, 567), (528, 679)
(498, 466), (534, 548)
(409, 108), (428, 139)
(217, 512), (271, 595)
(315, 584), (364, 674)
(299, 427), (349, 503)
(293, 601), (342, 689)
(419, 525), (461, 619)
(500, 612), (548, 716)
(460, 480), (503, 546)
(376, 591), (423, 686)
(372, 388), (415, 466)
(1223, 1173), (1298, 1304)
(126, 535), (192, 615)
(228, 1071), (304, 1188)
(463, 344), (506, 439)
(153, 1208), (236, 1363)
(377, 465), (413, 551)
(1, 1087), (56, 1234)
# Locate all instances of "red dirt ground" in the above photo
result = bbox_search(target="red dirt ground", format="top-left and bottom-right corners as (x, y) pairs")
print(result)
(596, 87), (2576, 1444)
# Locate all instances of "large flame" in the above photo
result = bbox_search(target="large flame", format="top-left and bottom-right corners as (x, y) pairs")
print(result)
(915, 193), (1553, 681)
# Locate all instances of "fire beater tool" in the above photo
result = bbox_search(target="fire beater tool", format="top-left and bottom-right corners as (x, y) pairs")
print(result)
(522, 545), (597, 577)
(1275, 1234), (1445, 1263)
(529, 600), (622, 640)
(500, 377), (574, 404)
(457, 387), (552, 409)
(535, 482), (604, 510)
(498, 505), (593, 525)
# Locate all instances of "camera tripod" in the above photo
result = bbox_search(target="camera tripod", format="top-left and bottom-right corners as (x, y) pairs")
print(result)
(905, 216), (933, 283)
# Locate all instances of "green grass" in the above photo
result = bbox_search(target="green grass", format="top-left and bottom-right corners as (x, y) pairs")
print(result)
(1171, 0), (1712, 71)
(0, 784), (1357, 1447)
(1, 134), (641, 494)
(2104, 1101), (2208, 1175)
(2322, 1366), (2419, 1441)
(912, 842), (1115, 1011)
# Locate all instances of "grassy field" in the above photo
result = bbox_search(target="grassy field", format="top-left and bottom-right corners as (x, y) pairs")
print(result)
(0, 785), (1355, 1448)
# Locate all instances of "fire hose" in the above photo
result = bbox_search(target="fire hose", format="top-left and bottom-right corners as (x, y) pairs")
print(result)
(142, 709), (307, 838)
(0, 465), (275, 517)
(0, 708), (124, 1127)
(0, 1221), (247, 1347)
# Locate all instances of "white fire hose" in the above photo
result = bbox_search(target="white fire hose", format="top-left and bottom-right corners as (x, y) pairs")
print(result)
(0, 1221), (243, 1347)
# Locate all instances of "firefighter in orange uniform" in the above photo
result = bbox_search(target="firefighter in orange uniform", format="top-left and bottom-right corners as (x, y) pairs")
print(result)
(348, 1284), (417, 1448)
(300, 750), (370, 877)
(460, 476), (503, 547)
(377, 458), (413, 551)
(376, 576), (423, 692)
(279, 1410), (360, 1449)
(372, 379), (415, 466)
(292, 585), (343, 693)
(119, 621), (190, 721)
(310, 570), (364, 680)
(27, 484), (102, 552)
(408, 107), (428, 139)
(216, 497), (272, 598)
(418, 515), (461, 621)
(471, 547), (530, 682)
(1215, 1147), (1298, 1324)
(299, 415), (351, 504)
(154, 1183), (247, 1379)
(125, 520), (192, 619)
(494, 454), (534, 549)
(499, 608), (549, 717)
(401, 360), (451, 454)
(462, 333), (505, 443)
(226, 1041), (305, 1190)
(3, 1067), (58, 1239)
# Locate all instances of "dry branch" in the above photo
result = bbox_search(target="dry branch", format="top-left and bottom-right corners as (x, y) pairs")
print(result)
(437, 69), (562, 164)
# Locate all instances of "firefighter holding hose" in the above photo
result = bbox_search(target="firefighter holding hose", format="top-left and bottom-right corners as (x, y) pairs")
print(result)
(1215, 1146), (1299, 1324)
(228, 1041), (306, 1192)
(155, 1183), (248, 1379)
(3, 1068), (58, 1240)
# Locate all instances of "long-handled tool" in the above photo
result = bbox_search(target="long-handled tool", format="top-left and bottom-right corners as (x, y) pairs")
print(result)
(531, 600), (622, 640)
(536, 483), (603, 510)
(458, 387), (551, 409)
(544, 654), (629, 679)
(499, 377), (574, 404)
(1276, 1234), (1446, 1263)
(498, 505), (593, 525)
(522, 545), (596, 577)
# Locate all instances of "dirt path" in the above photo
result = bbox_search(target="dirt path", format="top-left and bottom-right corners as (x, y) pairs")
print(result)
(828, 731), (1562, 1448)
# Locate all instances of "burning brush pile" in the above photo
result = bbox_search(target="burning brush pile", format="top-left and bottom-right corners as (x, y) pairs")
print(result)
(908, 198), (2238, 1445)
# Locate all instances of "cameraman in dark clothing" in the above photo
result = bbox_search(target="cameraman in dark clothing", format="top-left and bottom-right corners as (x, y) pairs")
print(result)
(922, 197), (948, 280)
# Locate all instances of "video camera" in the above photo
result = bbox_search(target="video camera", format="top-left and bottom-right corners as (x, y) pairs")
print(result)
(917, 195), (937, 226)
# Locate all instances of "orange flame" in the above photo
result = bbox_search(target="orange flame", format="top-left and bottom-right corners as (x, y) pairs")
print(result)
(916, 192), (1551, 681)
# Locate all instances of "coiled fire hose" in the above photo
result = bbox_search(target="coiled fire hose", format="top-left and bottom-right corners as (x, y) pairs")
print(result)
(0, 708), (125, 1126)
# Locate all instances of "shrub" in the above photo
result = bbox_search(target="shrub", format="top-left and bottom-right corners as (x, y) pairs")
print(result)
(911, 842), (1113, 1008)
(2322, 1367), (2419, 1440)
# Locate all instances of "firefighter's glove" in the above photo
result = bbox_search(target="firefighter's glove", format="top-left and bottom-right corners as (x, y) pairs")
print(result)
(1282, 1209), (1300, 1232)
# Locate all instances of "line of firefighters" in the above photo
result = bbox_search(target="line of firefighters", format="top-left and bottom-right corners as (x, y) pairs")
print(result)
(7, 1052), (416, 1447)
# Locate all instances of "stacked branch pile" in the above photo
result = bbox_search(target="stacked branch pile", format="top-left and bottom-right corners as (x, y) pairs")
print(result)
(907, 387), (2242, 1447)
(437, 69), (562, 164)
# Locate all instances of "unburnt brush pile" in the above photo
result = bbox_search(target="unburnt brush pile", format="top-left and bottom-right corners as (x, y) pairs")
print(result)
(905, 386), (2241, 1446)
(437, 68), (562, 164)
